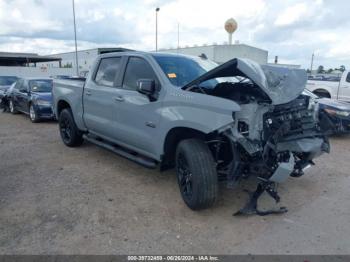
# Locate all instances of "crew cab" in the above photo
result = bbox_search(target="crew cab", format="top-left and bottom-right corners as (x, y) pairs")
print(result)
(307, 70), (350, 101)
(53, 52), (329, 215)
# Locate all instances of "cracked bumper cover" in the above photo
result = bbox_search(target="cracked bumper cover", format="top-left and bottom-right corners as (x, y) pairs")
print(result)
(269, 137), (329, 183)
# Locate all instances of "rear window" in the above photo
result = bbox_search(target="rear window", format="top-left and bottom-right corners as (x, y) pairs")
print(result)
(29, 80), (52, 92)
(95, 57), (121, 87)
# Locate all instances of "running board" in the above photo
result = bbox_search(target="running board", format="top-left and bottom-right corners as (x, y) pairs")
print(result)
(83, 135), (158, 169)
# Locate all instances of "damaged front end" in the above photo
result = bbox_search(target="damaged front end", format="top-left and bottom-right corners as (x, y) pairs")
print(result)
(184, 58), (330, 216)
(224, 95), (329, 215)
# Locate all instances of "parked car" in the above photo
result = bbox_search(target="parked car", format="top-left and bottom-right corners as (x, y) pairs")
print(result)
(307, 70), (350, 100)
(0, 76), (18, 103)
(53, 52), (329, 215)
(0, 82), (16, 112)
(9, 77), (54, 122)
(51, 75), (71, 79)
(304, 90), (350, 134)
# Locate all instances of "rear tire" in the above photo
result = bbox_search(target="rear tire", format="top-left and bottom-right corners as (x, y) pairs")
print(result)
(58, 108), (83, 147)
(175, 138), (218, 210)
(9, 99), (18, 114)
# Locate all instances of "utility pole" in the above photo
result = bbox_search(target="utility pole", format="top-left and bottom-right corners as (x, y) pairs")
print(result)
(72, 0), (79, 76)
(310, 52), (314, 74)
(155, 7), (160, 52)
(177, 23), (180, 50)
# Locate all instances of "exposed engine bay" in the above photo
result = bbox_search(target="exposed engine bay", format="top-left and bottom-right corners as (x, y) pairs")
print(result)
(183, 59), (330, 216)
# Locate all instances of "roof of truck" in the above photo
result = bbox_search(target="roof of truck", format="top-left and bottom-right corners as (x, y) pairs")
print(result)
(20, 77), (53, 80)
(99, 51), (210, 64)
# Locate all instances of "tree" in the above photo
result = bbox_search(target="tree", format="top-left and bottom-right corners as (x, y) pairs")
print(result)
(317, 65), (325, 74)
(63, 62), (73, 68)
(327, 68), (333, 74)
(306, 69), (311, 73)
(339, 65), (346, 72)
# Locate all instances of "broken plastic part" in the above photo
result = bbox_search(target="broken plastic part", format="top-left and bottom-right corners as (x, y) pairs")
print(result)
(234, 182), (288, 216)
(269, 153), (295, 183)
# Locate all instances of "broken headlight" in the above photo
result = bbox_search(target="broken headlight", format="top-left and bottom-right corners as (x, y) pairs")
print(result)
(324, 108), (350, 117)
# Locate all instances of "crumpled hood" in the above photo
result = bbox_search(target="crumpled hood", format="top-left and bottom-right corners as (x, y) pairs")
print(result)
(182, 58), (307, 105)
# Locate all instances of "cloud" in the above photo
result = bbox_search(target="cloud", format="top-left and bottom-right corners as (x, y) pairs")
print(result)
(274, 3), (308, 26)
(0, 0), (349, 69)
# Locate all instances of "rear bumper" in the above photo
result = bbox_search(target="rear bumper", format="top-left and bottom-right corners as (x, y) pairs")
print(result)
(35, 105), (55, 119)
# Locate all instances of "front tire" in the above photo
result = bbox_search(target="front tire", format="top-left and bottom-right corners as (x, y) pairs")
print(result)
(29, 104), (40, 123)
(175, 138), (218, 210)
(9, 99), (18, 114)
(58, 108), (83, 147)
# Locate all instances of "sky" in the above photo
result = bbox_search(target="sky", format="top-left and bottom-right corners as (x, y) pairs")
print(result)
(0, 0), (349, 69)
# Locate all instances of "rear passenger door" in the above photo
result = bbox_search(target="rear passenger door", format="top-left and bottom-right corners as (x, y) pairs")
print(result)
(83, 56), (123, 140)
(17, 80), (30, 113)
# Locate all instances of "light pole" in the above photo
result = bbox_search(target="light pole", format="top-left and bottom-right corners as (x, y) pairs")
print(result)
(310, 52), (314, 74)
(72, 0), (79, 76)
(155, 7), (160, 52)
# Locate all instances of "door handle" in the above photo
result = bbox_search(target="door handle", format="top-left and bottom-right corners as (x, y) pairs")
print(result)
(85, 91), (92, 96)
(114, 96), (125, 102)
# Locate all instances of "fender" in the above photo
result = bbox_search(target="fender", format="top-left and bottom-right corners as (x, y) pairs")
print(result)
(155, 89), (241, 158)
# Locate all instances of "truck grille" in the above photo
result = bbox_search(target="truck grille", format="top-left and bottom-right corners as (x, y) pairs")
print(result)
(263, 95), (317, 141)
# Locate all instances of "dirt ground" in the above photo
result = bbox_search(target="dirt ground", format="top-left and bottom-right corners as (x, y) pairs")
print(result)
(0, 111), (349, 255)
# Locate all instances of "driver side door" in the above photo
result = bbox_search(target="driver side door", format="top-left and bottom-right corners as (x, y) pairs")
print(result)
(113, 56), (162, 158)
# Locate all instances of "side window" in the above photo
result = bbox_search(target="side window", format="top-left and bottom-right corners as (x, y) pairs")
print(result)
(94, 57), (121, 87)
(15, 79), (23, 91)
(346, 72), (350, 83)
(123, 57), (158, 91)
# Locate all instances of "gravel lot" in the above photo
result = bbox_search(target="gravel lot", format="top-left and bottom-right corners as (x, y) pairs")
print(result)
(0, 111), (349, 255)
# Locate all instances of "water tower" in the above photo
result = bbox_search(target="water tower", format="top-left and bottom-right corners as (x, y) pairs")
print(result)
(224, 18), (238, 45)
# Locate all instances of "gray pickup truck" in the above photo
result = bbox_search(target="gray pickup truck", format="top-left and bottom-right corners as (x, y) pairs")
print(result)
(53, 51), (330, 215)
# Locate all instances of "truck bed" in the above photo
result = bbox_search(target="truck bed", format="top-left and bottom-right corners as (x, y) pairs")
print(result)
(52, 77), (86, 130)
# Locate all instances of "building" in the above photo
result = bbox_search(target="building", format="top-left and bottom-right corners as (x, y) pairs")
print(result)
(36, 44), (300, 76)
(0, 52), (74, 77)
(39, 44), (267, 74)
(267, 63), (301, 69)
(41, 47), (132, 73)
(159, 43), (268, 64)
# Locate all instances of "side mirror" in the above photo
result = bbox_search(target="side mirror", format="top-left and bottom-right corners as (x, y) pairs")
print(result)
(137, 79), (156, 97)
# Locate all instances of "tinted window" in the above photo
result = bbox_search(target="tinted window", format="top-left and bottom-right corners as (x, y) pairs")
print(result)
(29, 80), (52, 92)
(346, 73), (350, 83)
(14, 79), (23, 90)
(95, 57), (121, 87)
(123, 57), (158, 91)
(0, 76), (18, 86)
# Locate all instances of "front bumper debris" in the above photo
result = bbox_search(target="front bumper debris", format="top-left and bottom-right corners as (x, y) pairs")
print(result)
(234, 181), (288, 216)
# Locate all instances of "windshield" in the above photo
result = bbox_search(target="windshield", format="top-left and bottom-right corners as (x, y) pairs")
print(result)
(29, 80), (52, 93)
(153, 55), (219, 87)
(0, 76), (18, 86)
